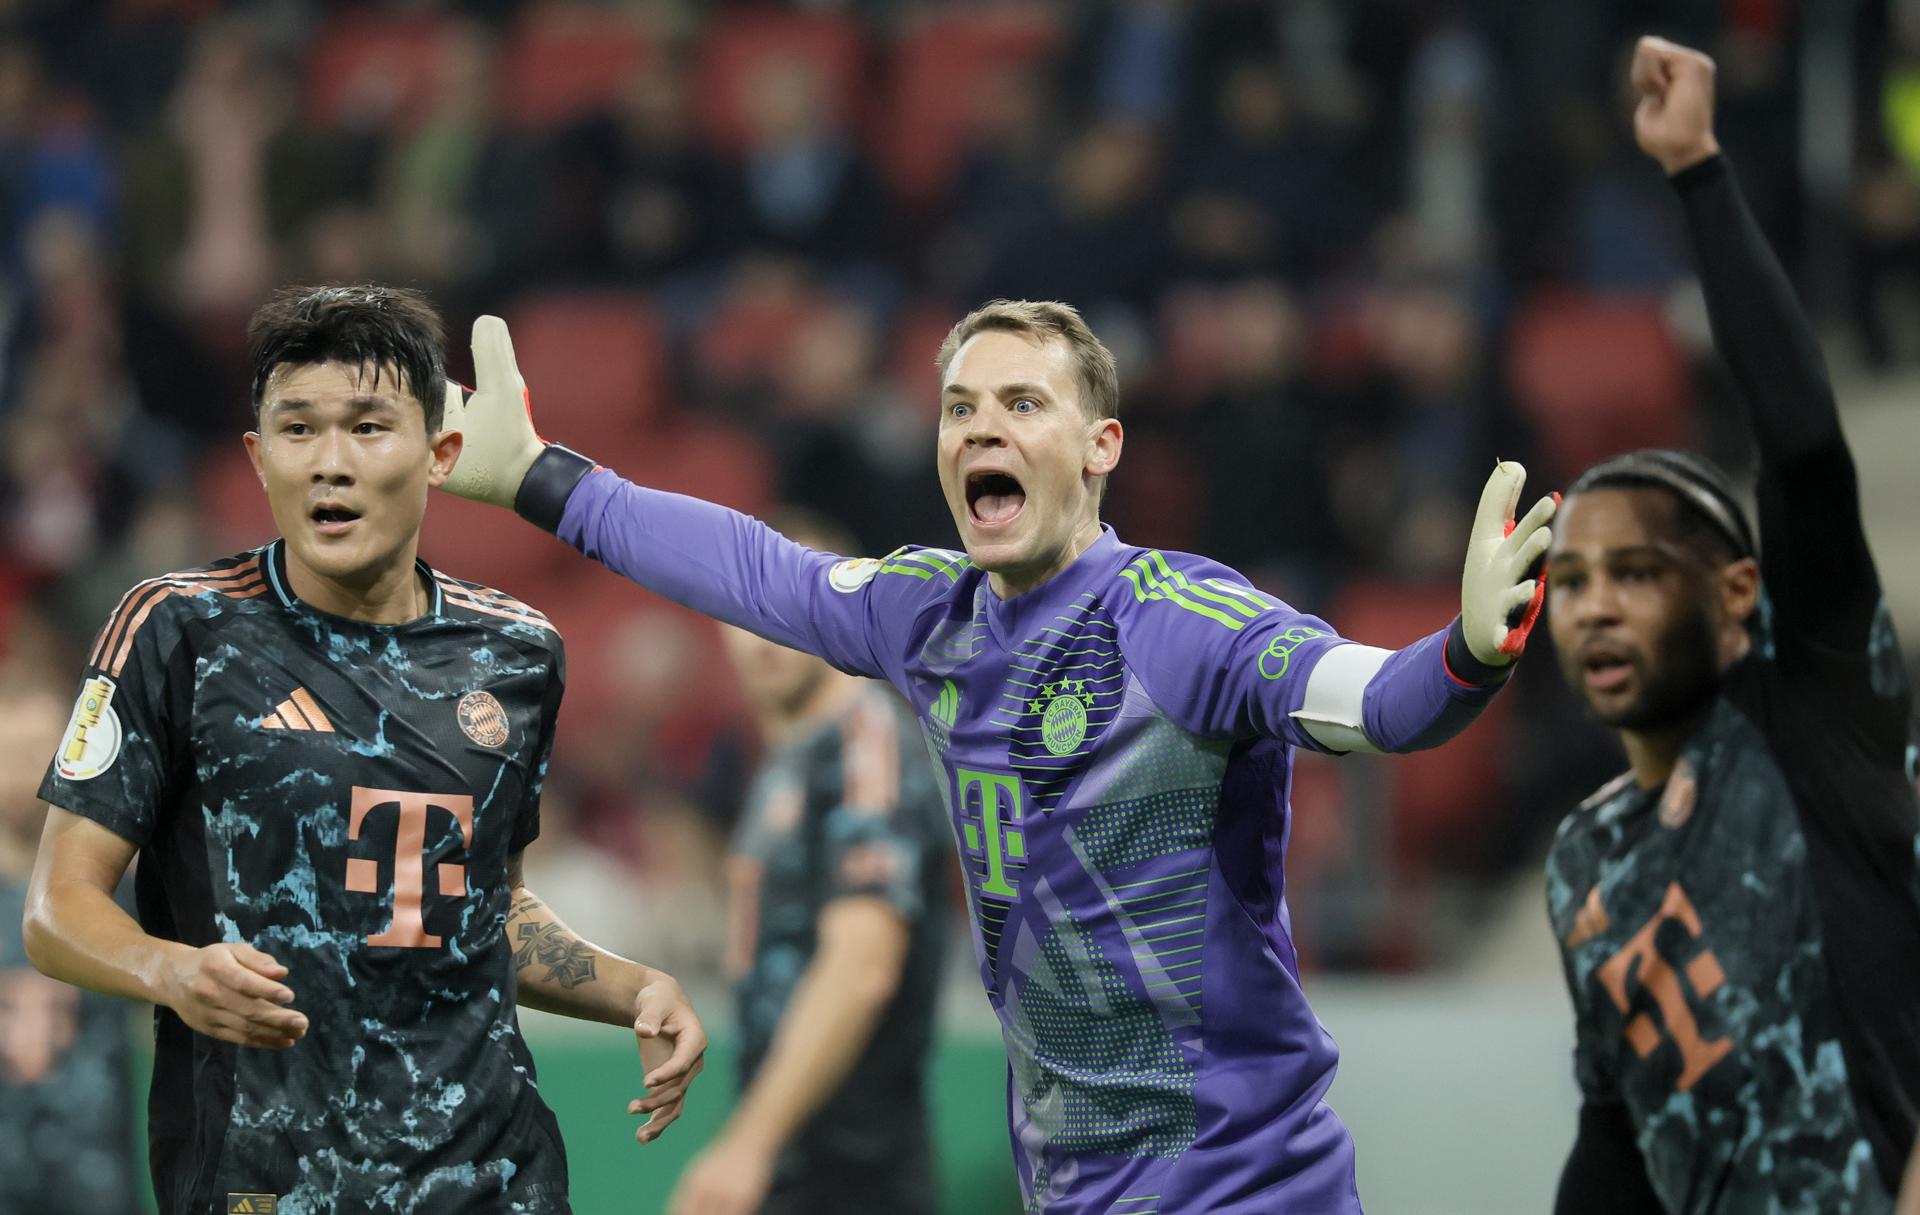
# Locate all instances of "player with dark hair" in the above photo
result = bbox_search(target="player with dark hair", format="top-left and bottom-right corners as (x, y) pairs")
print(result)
(438, 291), (1555, 1212)
(22, 284), (707, 1214)
(669, 511), (951, 1215)
(1544, 38), (1920, 1214)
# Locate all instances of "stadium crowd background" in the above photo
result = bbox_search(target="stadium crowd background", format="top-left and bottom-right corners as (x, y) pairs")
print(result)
(2, 1), (1918, 1210)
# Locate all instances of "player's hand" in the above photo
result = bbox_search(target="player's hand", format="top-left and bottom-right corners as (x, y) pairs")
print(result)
(1461, 461), (1556, 667)
(440, 315), (546, 509)
(1631, 35), (1720, 175)
(666, 1133), (777, 1215)
(160, 942), (308, 1050)
(628, 971), (707, 1144)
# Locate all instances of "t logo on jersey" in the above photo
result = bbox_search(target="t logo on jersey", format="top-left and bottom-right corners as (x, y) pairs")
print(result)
(1596, 882), (1732, 1092)
(957, 768), (1024, 898)
(344, 787), (475, 948)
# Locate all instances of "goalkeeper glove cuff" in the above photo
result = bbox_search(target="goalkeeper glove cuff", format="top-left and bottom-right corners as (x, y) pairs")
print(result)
(514, 445), (596, 534)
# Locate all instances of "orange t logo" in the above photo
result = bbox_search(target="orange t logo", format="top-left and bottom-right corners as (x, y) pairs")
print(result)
(343, 787), (475, 948)
(1596, 882), (1733, 1092)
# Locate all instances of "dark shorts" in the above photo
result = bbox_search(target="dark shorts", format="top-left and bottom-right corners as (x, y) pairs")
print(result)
(760, 1135), (937, 1215)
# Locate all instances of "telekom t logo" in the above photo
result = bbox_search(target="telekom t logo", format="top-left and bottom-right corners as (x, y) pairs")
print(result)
(344, 786), (474, 948)
(1596, 882), (1733, 1092)
(956, 768), (1024, 898)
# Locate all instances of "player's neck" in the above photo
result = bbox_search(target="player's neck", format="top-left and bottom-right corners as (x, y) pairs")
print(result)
(1621, 708), (1709, 790)
(284, 548), (429, 624)
(986, 517), (1104, 600)
(765, 669), (859, 744)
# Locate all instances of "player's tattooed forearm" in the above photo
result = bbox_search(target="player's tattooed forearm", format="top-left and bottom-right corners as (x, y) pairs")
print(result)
(513, 920), (598, 988)
(509, 889), (542, 920)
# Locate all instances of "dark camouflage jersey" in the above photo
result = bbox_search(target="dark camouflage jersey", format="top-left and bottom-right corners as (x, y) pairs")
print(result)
(38, 540), (571, 1215)
(730, 685), (948, 1205)
(1548, 155), (1920, 1214)
(0, 872), (142, 1215)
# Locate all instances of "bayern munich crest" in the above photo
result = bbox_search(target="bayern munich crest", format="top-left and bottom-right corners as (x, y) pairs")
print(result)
(457, 690), (510, 748)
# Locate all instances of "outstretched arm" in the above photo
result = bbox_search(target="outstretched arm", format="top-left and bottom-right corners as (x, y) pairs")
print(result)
(1133, 461), (1554, 753)
(440, 318), (916, 682)
(506, 853), (708, 1143)
(1634, 35), (1881, 646)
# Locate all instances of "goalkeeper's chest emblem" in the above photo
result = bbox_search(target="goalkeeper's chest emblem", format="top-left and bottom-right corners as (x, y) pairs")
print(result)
(1031, 680), (1097, 756)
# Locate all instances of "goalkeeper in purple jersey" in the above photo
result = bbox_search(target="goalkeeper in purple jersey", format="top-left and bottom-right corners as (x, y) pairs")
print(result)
(439, 300), (1556, 1213)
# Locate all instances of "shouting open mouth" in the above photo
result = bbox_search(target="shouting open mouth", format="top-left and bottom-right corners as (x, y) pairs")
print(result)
(966, 471), (1026, 530)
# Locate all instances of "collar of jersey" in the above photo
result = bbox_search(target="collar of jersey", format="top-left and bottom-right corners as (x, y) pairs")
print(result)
(981, 525), (1128, 649)
(263, 538), (444, 627)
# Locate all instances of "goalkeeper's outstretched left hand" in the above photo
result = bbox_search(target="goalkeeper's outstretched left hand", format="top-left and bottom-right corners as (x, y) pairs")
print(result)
(441, 315), (545, 510)
(1461, 461), (1557, 667)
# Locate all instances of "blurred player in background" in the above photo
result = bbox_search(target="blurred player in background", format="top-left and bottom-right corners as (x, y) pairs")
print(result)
(668, 511), (950, 1215)
(1, 674), (142, 1215)
(1544, 37), (1920, 1215)
(22, 285), (706, 1214)
(439, 298), (1555, 1213)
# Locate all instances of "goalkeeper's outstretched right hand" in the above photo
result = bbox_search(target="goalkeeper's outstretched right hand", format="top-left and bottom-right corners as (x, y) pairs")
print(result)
(441, 316), (546, 510)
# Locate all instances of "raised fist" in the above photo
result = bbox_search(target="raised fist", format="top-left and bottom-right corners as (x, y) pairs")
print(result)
(1631, 35), (1720, 176)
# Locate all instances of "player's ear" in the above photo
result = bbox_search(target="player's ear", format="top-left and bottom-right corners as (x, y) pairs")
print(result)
(242, 430), (266, 487)
(1718, 556), (1760, 628)
(427, 427), (464, 489)
(1085, 416), (1122, 479)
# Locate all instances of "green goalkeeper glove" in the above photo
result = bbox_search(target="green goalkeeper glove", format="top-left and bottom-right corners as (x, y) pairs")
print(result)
(1460, 460), (1558, 667)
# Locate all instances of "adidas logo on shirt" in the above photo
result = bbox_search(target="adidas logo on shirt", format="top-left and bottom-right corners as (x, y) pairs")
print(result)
(260, 687), (334, 733)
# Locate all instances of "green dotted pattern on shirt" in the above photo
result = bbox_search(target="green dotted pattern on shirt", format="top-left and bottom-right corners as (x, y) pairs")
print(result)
(1074, 787), (1217, 873)
(1007, 904), (1198, 1161)
(1095, 711), (1231, 805)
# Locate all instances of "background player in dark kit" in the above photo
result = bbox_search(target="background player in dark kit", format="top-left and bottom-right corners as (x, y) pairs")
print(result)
(1544, 37), (1920, 1215)
(23, 285), (706, 1214)
(0, 675), (142, 1215)
(669, 513), (951, 1215)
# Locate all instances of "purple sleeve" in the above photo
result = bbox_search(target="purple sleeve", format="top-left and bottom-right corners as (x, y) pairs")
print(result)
(1358, 622), (1503, 753)
(556, 468), (915, 682)
(1115, 549), (1501, 752)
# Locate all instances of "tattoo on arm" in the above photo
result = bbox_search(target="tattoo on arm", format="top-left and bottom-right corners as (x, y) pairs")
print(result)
(508, 888), (598, 989)
(514, 921), (599, 988)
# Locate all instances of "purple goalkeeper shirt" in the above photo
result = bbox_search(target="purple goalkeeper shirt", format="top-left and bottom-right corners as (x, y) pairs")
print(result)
(558, 471), (1502, 1214)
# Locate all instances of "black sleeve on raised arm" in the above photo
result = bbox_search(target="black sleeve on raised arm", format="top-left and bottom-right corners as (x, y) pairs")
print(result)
(1554, 1101), (1666, 1215)
(1673, 154), (1882, 649)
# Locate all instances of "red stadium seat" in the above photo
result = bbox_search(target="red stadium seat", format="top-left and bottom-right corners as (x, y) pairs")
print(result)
(877, 8), (1062, 205)
(599, 421), (777, 518)
(1508, 290), (1693, 482)
(693, 276), (820, 390)
(419, 492), (570, 598)
(538, 566), (749, 771)
(506, 292), (669, 446)
(1157, 285), (1237, 403)
(194, 448), (278, 555)
(499, 6), (659, 130)
(303, 12), (458, 130)
(1329, 577), (1514, 873)
(887, 302), (963, 394)
(691, 9), (866, 156)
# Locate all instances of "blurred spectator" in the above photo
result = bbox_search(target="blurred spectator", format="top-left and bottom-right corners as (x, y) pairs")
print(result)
(0, 670), (142, 1215)
(565, 61), (732, 283)
(732, 50), (891, 266)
